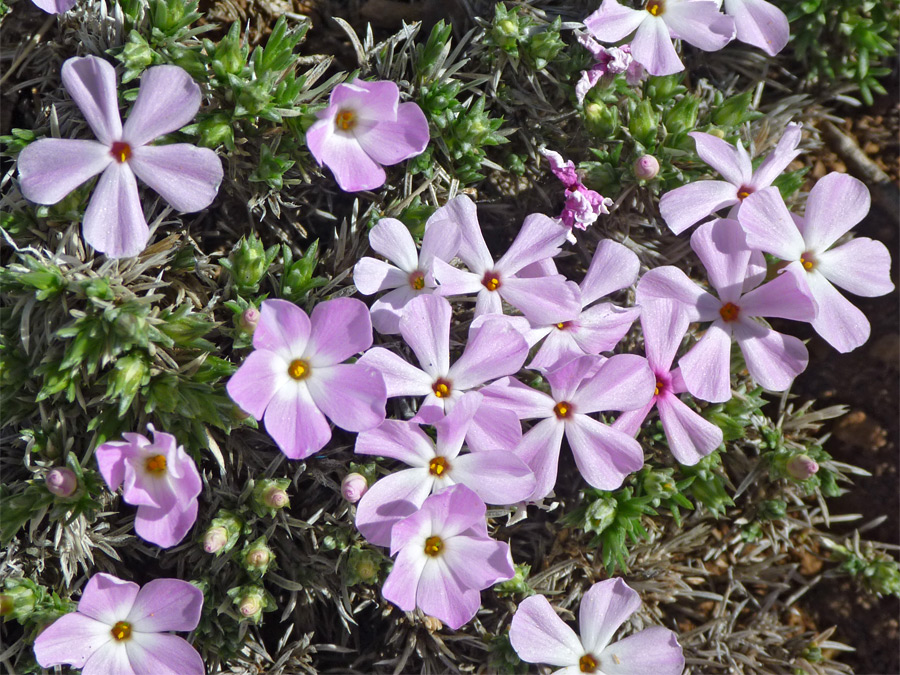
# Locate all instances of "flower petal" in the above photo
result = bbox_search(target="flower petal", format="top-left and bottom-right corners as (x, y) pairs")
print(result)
(806, 270), (872, 353)
(631, 15), (682, 76)
(368, 217), (419, 271)
(750, 122), (802, 188)
(126, 579), (203, 632)
(432, 258), (484, 296)
(415, 558), (482, 630)
(226, 349), (289, 419)
(34, 612), (112, 668)
(451, 451), (536, 504)
(816, 237), (895, 298)
(61, 56), (122, 146)
(584, 0), (646, 42)
(449, 318), (528, 390)
(566, 415), (644, 490)
(636, 266), (720, 322)
(353, 257), (407, 296)
(134, 497), (197, 548)
(306, 363), (386, 432)
(82, 641), (134, 675)
(640, 299), (690, 373)
(481, 377), (555, 420)
(370, 286), (420, 335)
(510, 594), (584, 668)
(127, 144), (222, 212)
(500, 275), (582, 325)
(679, 320), (734, 403)
(357, 346), (433, 397)
(122, 66), (201, 146)
(424, 483), (489, 539)
(400, 294), (452, 379)
(82, 164), (149, 259)
(126, 631), (204, 675)
(310, 125), (386, 192)
(689, 132), (751, 187)
(441, 535), (514, 590)
(18, 139), (111, 205)
(691, 218), (750, 303)
(466, 404), (523, 453)
(356, 469), (433, 547)
(733, 319), (808, 390)
(738, 186), (806, 260)
(738, 262), (817, 321)
(420, 209), (461, 270)
(659, 180), (740, 235)
(253, 299), (310, 358)
(724, 0), (789, 56)
(580, 240), (641, 306)
(573, 353), (656, 414)
(529, 329), (584, 372)
(263, 382), (332, 459)
(664, 1), (735, 51)
(382, 543), (429, 611)
(306, 297), (373, 365)
(598, 627), (685, 675)
(78, 573), (140, 624)
(354, 102), (429, 166)
(496, 213), (569, 275)
(579, 578), (641, 655)
(95, 442), (133, 493)
(803, 172), (871, 252)
(356, 419), (434, 466)
(514, 418), (566, 500)
(611, 400), (655, 437)
(657, 394), (723, 465)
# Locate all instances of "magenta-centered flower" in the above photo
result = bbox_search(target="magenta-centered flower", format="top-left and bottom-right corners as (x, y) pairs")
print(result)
(584, 0), (735, 76)
(96, 426), (201, 548)
(34, 573), (204, 675)
(738, 173), (895, 353)
(637, 218), (817, 402)
(18, 56), (223, 258)
(509, 578), (684, 675)
(306, 79), (429, 192)
(381, 484), (515, 630)
(659, 123), (802, 235)
(226, 298), (387, 459)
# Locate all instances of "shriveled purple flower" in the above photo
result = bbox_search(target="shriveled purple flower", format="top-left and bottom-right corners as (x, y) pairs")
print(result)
(34, 573), (204, 675)
(353, 198), (460, 334)
(721, 0), (789, 56)
(584, 0), (735, 76)
(509, 578), (684, 675)
(306, 79), (429, 192)
(382, 484), (514, 630)
(636, 218), (818, 402)
(354, 392), (535, 546)
(659, 123), (802, 235)
(614, 300), (723, 465)
(96, 426), (201, 548)
(738, 173), (894, 353)
(482, 354), (655, 499)
(226, 298), (387, 459)
(575, 35), (645, 102)
(541, 148), (613, 241)
(46, 467), (78, 497)
(359, 294), (525, 452)
(30, 0), (76, 13)
(18, 56), (223, 258)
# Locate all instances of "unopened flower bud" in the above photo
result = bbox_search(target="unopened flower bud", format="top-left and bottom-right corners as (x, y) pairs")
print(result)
(203, 526), (228, 554)
(787, 455), (819, 481)
(251, 478), (291, 516)
(45, 467), (77, 497)
(239, 595), (261, 617)
(263, 485), (289, 509)
(629, 99), (658, 146)
(584, 101), (618, 138)
(633, 155), (660, 180)
(228, 585), (269, 623)
(584, 495), (616, 535)
(341, 473), (368, 503)
(246, 548), (269, 567)
(238, 307), (260, 333)
(242, 537), (274, 576)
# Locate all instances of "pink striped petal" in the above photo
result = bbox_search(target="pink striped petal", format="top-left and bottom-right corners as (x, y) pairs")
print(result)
(659, 180), (739, 235)
(803, 173), (871, 253)
(18, 139), (111, 205)
(664, 1), (735, 51)
(400, 294), (451, 379)
(500, 275), (582, 325)
(579, 578), (641, 655)
(33, 612), (112, 669)
(77, 573), (139, 624)
(481, 377), (555, 421)
(306, 297), (373, 366)
(565, 414), (644, 490)
(733, 319), (808, 390)
(612, 400), (655, 437)
(127, 144), (222, 213)
(306, 363), (386, 432)
(510, 594), (584, 667)
(640, 299), (690, 372)
(679, 320), (734, 402)
(580, 240), (640, 306)
(82, 164), (149, 259)
(738, 186), (806, 260)
(127, 579), (203, 632)
(252, 299), (310, 358)
(690, 218), (751, 303)
(61, 56), (122, 146)
(356, 468), (433, 547)
(750, 122), (802, 189)
(466, 405), (523, 453)
(125, 632), (204, 675)
(263, 383), (332, 459)
(657, 393), (723, 465)
(631, 15), (682, 76)
(599, 627), (685, 675)
(123, 66), (201, 147)
(584, 0), (646, 42)
(546, 355), (601, 402)
(354, 102), (429, 166)
(816, 238), (895, 298)
(724, 0), (789, 56)
(496, 213), (569, 275)
(806, 270), (871, 353)
(529, 329), (583, 372)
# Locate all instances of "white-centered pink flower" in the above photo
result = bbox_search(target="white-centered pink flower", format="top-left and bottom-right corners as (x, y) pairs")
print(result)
(509, 578), (684, 675)
(738, 173), (894, 353)
(34, 573), (204, 675)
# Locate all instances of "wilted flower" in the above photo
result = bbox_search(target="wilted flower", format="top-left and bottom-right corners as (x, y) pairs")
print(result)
(720, 0), (789, 56)
(509, 578), (684, 675)
(226, 298), (387, 460)
(306, 79), (429, 192)
(541, 148), (613, 241)
(96, 426), (201, 548)
(341, 473), (369, 503)
(18, 56), (223, 258)
(576, 35), (645, 102)
(46, 467), (78, 497)
(33, 573), (204, 675)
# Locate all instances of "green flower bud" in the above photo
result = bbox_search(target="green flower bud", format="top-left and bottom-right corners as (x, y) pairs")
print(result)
(643, 470), (677, 501)
(122, 33), (154, 72)
(344, 548), (382, 586)
(713, 91), (754, 128)
(2, 581), (36, 620)
(786, 454), (819, 480)
(759, 499), (787, 520)
(251, 478), (291, 517)
(629, 100), (658, 147)
(197, 113), (234, 150)
(664, 95), (700, 135)
(222, 234), (276, 294)
(203, 527), (228, 554)
(242, 537), (274, 577)
(215, 23), (244, 75)
(584, 495), (617, 535)
(203, 510), (242, 556)
(584, 101), (618, 138)
(227, 585), (271, 623)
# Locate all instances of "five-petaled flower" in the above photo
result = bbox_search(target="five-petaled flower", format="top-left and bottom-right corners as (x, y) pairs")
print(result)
(17, 56), (223, 258)
(96, 426), (202, 548)
(33, 573), (204, 675)
(306, 79), (430, 192)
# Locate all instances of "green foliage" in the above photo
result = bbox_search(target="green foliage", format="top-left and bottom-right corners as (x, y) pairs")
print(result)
(220, 234), (279, 296)
(679, 451), (735, 518)
(825, 539), (900, 597)
(280, 241), (328, 305)
(493, 563), (534, 597)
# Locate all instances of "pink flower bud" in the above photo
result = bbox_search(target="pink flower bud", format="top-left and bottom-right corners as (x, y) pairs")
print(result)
(787, 455), (819, 480)
(239, 308), (260, 333)
(633, 155), (659, 180)
(341, 473), (368, 503)
(262, 486), (289, 509)
(239, 595), (261, 617)
(246, 548), (270, 568)
(203, 526), (228, 553)
(46, 467), (77, 497)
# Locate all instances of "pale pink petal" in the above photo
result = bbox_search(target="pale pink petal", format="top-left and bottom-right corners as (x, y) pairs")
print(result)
(546, 355), (601, 402)
(475, 286), (506, 317)
(657, 394), (723, 465)
(415, 558), (482, 630)
(33, 612), (112, 668)
(806, 270), (872, 353)
(123, 66), (201, 147)
(743, 248), (769, 293)
(566, 415), (644, 490)
(127, 144), (222, 212)
(576, 303), (642, 354)
(441, 536), (515, 589)
(127, 579), (204, 632)
(357, 347), (433, 397)
(496, 213), (569, 275)
(598, 627), (685, 675)
(354, 102), (429, 166)
(690, 218), (751, 303)
(518, 257), (558, 278)
(306, 297), (373, 365)
(584, 0), (646, 42)
(226, 350), (289, 419)
(679, 320), (734, 402)
(529, 329), (584, 372)
(724, 0), (789, 56)
(18, 139), (111, 205)
(311, 126), (386, 192)
(481, 377), (555, 420)
(356, 469), (433, 547)
(449, 319), (528, 390)
(579, 578), (641, 654)
(432, 258), (484, 296)
(640, 299), (690, 372)
(733, 319), (808, 390)
(664, 2), (735, 51)
(382, 541), (428, 609)
(738, 187), (806, 260)
(82, 164), (149, 259)
(451, 451), (536, 504)
(435, 195), (492, 271)
(94, 442), (131, 493)
(514, 418), (566, 500)
(82, 642), (134, 675)
(370, 286), (420, 335)
(31, 0), (77, 13)
(750, 122), (802, 188)
(78, 573), (140, 624)
(738, 263), (817, 321)
(263, 383), (332, 459)
(306, 363), (386, 432)
(61, 56), (122, 146)
(330, 80), (399, 121)
(816, 238), (895, 298)
(434, 391), (482, 459)
(368, 217), (418, 271)
(400, 294), (451, 379)
(355, 419), (433, 466)
(636, 266), (720, 322)
(572, 354), (655, 414)
(353, 257), (408, 295)
(419, 211), (461, 270)
(253, 299), (310, 358)
(500, 275), (582, 325)
(611, 400), (655, 436)
(659, 180), (740, 235)
(424, 483), (488, 539)
(134, 496), (197, 548)
(580, 240), (641, 306)
(125, 632), (204, 675)
(509, 594), (584, 667)
(631, 15), (683, 76)
(689, 132), (751, 186)
(466, 405), (523, 453)
(803, 173), (871, 252)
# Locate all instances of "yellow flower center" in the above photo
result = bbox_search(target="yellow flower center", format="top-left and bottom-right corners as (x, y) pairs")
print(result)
(481, 272), (502, 292)
(429, 456), (450, 476)
(579, 653), (598, 672)
(432, 379), (452, 398)
(554, 401), (572, 419)
(144, 454), (167, 475)
(110, 141), (131, 163)
(424, 536), (443, 557)
(800, 252), (816, 271)
(556, 321), (572, 330)
(719, 302), (740, 322)
(654, 380), (664, 396)
(110, 621), (132, 641)
(335, 109), (356, 131)
(737, 185), (754, 201)
(288, 359), (310, 381)
(645, 0), (664, 16)
(409, 270), (426, 290)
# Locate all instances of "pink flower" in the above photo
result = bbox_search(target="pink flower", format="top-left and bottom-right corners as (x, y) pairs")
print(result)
(738, 173), (894, 353)
(96, 427), (201, 548)
(17, 56), (223, 258)
(614, 300), (724, 465)
(721, 0), (789, 56)
(306, 79), (429, 192)
(353, 198), (461, 334)
(226, 298), (387, 459)
(584, 0), (735, 76)
(509, 578), (684, 675)
(541, 149), (613, 241)
(482, 354), (655, 499)
(637, 218), (818, 402)
(381, 484), (514, 630)
(576, 36), (645, 102)
(34, 573), (203, 675)
(354, 392), (535, 546)
(659, 123), (802, 235)
(30, 0), (75, 13)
